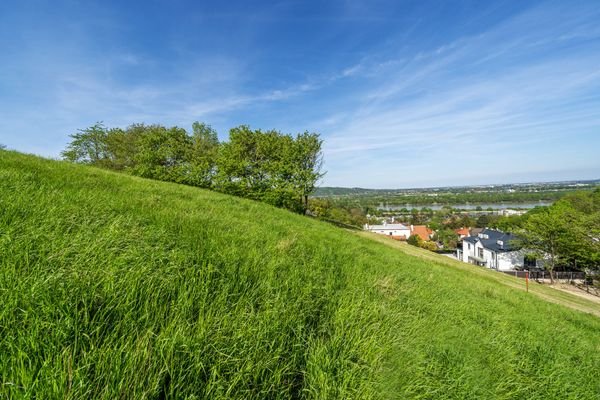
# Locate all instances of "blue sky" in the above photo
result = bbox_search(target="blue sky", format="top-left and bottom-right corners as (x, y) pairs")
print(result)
(1, 0), (599, 188)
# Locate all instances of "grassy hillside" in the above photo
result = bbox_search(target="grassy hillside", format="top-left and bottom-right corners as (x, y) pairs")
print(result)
(0, 150), (599, 399)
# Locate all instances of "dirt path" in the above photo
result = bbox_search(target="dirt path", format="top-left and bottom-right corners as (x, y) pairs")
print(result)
(552, 283), (600, 304)
(355, 231), (600, 318)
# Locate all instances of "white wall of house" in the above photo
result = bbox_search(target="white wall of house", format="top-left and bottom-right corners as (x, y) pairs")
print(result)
(461, 240), (481, 263)
(371, 228), (411, 237)
(460, 241), (468, 262)
(497, 251), (524, 271)
(483, 248), (496, 268)
(365, 224), (411, 238)
(464, 240), (479, 263)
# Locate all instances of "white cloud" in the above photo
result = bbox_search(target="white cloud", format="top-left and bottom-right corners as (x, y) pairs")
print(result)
(316, 2), (600, 186)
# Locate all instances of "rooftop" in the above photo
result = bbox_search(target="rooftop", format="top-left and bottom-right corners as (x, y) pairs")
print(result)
(367, 223), (409, 230)
(463, 228), (519, 252)
(411, 225), (433, 241)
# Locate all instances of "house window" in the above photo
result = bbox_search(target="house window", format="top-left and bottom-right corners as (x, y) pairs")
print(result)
(478, 248), (484, 258)
(468, 244), (471, 250)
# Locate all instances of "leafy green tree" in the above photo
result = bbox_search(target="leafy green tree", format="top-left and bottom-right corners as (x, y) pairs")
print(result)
(420, 241), (438, 251)
(518, 190), (600, 278)
(435, 228), (459, 249)
(291, 132), (324, 211)
(215, 126), (323, 213)
(410, 209), (425, 225)
(557, 190), (600, 271)
(131, 125), (194, 184)
(215, 126), (279, 199)
(189, 122), (219, 188)
(407, 234), (423, 247)
(581, 211), (600, 270)
(63, 122), (323, 214)
(103, 126), (142, 171)
(459, 214), (474, 228)
(475, 214), (489, 228)
(492, 215), (525, 232)
(428, 217), (443, 232)
(307, 198), (331, 218)
(521, 203), (577, 283)
(61, 123), (111, 166)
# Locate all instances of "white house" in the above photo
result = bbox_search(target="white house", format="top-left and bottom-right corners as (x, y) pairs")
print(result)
(456, 228), (532, 271)
(364, 222), (411, 240)
(500, 209), (527, 217)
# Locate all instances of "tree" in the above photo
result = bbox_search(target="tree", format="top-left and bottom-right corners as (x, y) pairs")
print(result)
(521, 203), (577, 284)
(291, 132), (324, 212)
(215, 126), (324, 213)
(493, 214), (525, 232)
(557, 190), (600, 271)
(581, 211), (600, 271)
(61, 123), (111, 166)
(407, 234), (423, 247)
(435, 228), (459, 250)
(410, 209), (425, 225)
(458, 214), (474, 228)
(475, 214), (490, 228)
(518, 190), (600, 279)
(214, 126), (278, 200)
(189, 122), (219, 188)
(131, 125), (194, 184)
(102, 126), (142, 171)
(62, 122), (324, 214)
(421, 241), (438, 251)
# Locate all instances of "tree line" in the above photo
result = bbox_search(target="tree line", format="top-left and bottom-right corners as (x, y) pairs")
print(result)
(518, 189), (600, 282)
(318, 190), (574, 208)
(62, 122), (324, 213)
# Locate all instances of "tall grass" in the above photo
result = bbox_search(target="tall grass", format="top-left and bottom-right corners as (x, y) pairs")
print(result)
(0, 150), (599, 399)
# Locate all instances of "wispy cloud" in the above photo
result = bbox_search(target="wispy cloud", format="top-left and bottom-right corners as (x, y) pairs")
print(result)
(316, 1), (600, 186)
(1, 0), (599, 187)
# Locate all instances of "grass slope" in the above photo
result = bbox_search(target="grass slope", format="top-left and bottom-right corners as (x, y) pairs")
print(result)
(0, 150), (599, 399)
(358, 233), (600, 318)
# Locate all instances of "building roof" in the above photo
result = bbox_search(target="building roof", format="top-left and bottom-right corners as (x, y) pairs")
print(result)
(411, 225), (433, 241)
(367, 223), (409, 230)
(463, 228), (519, 252)
(455, 227), (470, 236)
(469, 227), (484, 237)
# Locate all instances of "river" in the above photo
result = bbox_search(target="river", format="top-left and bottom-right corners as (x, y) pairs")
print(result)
(377, 201), (552, 211)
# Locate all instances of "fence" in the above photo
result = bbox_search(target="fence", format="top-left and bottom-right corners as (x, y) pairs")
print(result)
(500, 270), (586, 283)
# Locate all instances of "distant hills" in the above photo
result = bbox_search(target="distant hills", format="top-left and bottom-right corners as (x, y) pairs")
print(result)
(315, 179), (600, 197)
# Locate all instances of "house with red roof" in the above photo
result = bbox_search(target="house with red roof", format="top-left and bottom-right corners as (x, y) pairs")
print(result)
(455, 227), (470, 239)
(410, 225), (434, 241)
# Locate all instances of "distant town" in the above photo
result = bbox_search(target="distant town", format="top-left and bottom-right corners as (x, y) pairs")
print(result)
(311, 179), (599, 286)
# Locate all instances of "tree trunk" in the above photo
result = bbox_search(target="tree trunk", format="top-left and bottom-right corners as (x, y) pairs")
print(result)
(549, 243), (556, 285)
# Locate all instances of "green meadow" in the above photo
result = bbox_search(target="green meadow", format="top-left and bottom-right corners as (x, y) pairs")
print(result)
(1, 150), (599, 399)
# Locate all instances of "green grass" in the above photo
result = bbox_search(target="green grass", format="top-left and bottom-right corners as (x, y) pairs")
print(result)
(0, 150), (599, 399)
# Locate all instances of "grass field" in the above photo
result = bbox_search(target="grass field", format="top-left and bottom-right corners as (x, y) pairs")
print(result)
(1, 150), (599, 399)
